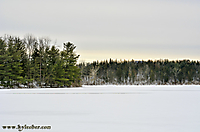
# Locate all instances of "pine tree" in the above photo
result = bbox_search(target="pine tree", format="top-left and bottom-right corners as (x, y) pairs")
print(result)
(46, 46), (60, 87)
(61, 42), (81, 87)
(4, 36), (24, 88)
(0, 38), (7, 87)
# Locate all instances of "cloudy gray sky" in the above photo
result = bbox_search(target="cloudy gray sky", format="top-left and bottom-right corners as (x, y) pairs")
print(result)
(0, 0), (200, 62)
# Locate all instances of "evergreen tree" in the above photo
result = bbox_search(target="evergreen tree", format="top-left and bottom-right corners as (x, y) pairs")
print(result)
(0, 38), (7, 87)
(79, 59), (200, 85)
(4, 36), (24, 87)
(61, 42), (81, 87)
(0, 34), (81, 88)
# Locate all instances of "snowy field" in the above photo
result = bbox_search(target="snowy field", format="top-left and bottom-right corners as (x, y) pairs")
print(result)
(1, 85), (200, 132)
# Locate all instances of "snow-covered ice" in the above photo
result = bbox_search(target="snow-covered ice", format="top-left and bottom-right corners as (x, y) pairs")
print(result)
(1, 85), (200, 132)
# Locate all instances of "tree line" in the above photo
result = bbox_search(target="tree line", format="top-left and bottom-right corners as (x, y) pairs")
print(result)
(1, 34), (200, 88)
(78, 59), (200, 85)
(0, 35), (81, 88)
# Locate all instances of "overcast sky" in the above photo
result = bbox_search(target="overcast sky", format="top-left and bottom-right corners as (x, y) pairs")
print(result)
(0, 0), (200, 62)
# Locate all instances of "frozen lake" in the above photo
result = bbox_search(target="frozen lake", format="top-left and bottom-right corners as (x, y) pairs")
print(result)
(1, 85), (200, 132)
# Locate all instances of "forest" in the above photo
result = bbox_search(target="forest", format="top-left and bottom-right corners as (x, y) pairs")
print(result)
(78, 59), (200, 85)
(0, 35), (81, 88)
(1, 34), (200, 88)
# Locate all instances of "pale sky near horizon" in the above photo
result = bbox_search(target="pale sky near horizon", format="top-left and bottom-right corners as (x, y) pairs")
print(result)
(0, 0), (199, 62)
